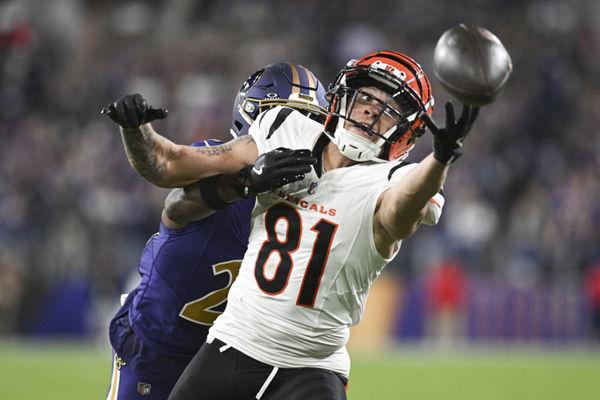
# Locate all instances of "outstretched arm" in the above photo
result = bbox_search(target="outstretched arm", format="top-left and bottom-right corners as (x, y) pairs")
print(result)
(120, 124), (256, 187)
(102, 94), (257, 187)
(374, 102), (478, 257)
(375, 154), (448, 248)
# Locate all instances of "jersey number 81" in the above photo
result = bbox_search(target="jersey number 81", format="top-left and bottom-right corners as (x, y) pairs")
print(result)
(255, 203), (338, 308)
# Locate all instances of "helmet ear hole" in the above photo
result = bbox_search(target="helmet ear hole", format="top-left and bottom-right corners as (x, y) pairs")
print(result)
(233, 120), (244, 133)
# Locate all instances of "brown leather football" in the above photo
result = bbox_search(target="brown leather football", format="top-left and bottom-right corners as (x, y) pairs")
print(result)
(433, 24), (513, 106)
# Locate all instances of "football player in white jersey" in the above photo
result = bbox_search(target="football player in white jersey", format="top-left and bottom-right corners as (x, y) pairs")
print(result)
(103, 51), (478, 400)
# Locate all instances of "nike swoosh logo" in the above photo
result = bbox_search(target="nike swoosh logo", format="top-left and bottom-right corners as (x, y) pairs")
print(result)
(252, 165), (264, 175)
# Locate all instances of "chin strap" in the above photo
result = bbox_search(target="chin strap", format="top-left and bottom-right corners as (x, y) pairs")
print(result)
(326, 85), (379, 162)
(325, 128), (381, 162)
(327, 112), (399, 162)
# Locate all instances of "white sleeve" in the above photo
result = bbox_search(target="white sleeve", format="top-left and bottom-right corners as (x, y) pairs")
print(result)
(422, 191), (445, 226)
(386, 163), (445, 226)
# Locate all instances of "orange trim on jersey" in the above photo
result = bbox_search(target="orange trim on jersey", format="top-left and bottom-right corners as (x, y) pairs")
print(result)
(429, 197), (441, 208)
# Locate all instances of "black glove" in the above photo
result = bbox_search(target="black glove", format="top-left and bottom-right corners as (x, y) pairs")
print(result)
(100, 93), (168, 129)
(422, 101), (479, 165)
(233, 148), (316, 197)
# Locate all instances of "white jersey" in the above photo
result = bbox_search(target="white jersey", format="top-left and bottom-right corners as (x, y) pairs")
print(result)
(210, 107), (443, 377)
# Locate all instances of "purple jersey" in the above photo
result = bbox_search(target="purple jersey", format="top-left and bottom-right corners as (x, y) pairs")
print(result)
(108, 197), (253, 384)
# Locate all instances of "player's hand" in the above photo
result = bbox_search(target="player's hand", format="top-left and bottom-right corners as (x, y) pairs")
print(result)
(422, 101), (478, 165)
(234, 148), (316, 197)
(100, 93), (168, 129)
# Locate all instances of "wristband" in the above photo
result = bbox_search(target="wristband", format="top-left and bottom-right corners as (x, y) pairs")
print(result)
(198, 175), (231, 210)
(231, 166), (252, 198)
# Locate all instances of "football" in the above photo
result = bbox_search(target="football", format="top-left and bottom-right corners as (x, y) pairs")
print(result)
(433, 24), (513, 106)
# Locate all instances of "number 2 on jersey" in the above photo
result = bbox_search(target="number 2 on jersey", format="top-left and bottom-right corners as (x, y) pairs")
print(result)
(179, 260), (241, 325)
(255, 203), (338, 307)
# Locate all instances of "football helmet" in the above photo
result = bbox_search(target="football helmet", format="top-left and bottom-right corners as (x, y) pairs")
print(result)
(325, 51), (434, 162)
(190, 139), (223, 148)
(231, 63), (328, 137)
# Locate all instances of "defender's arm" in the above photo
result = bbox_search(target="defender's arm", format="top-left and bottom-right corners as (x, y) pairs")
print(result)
(120, 124), (257, 188)
(162, 148), (317, 228)
(103, 93), (258, 187)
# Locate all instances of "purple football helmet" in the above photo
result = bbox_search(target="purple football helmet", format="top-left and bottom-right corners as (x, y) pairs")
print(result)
(231, 63), (328, 137)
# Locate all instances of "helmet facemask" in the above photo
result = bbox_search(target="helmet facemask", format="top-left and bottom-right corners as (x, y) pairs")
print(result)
(236, 92), (327, 131)
(325, 53), (434, 162)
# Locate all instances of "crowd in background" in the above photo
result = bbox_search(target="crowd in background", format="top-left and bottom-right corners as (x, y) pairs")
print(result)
(0, 0), (599, 341)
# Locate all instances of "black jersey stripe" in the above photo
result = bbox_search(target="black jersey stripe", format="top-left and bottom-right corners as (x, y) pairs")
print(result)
(387, 161), (410, 181)
(266, 107), (294, 139)
(312, 134), (330, 178)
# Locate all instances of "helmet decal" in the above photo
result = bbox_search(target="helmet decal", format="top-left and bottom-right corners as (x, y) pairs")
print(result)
(371, 60), (407, 82)
(239, 69), (265, 96)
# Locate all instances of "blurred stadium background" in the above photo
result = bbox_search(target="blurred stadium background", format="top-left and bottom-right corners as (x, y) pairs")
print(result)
(1, 0), (599, 398)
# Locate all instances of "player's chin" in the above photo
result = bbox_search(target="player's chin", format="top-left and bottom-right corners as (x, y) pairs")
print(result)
(347, 125), (376, 141)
